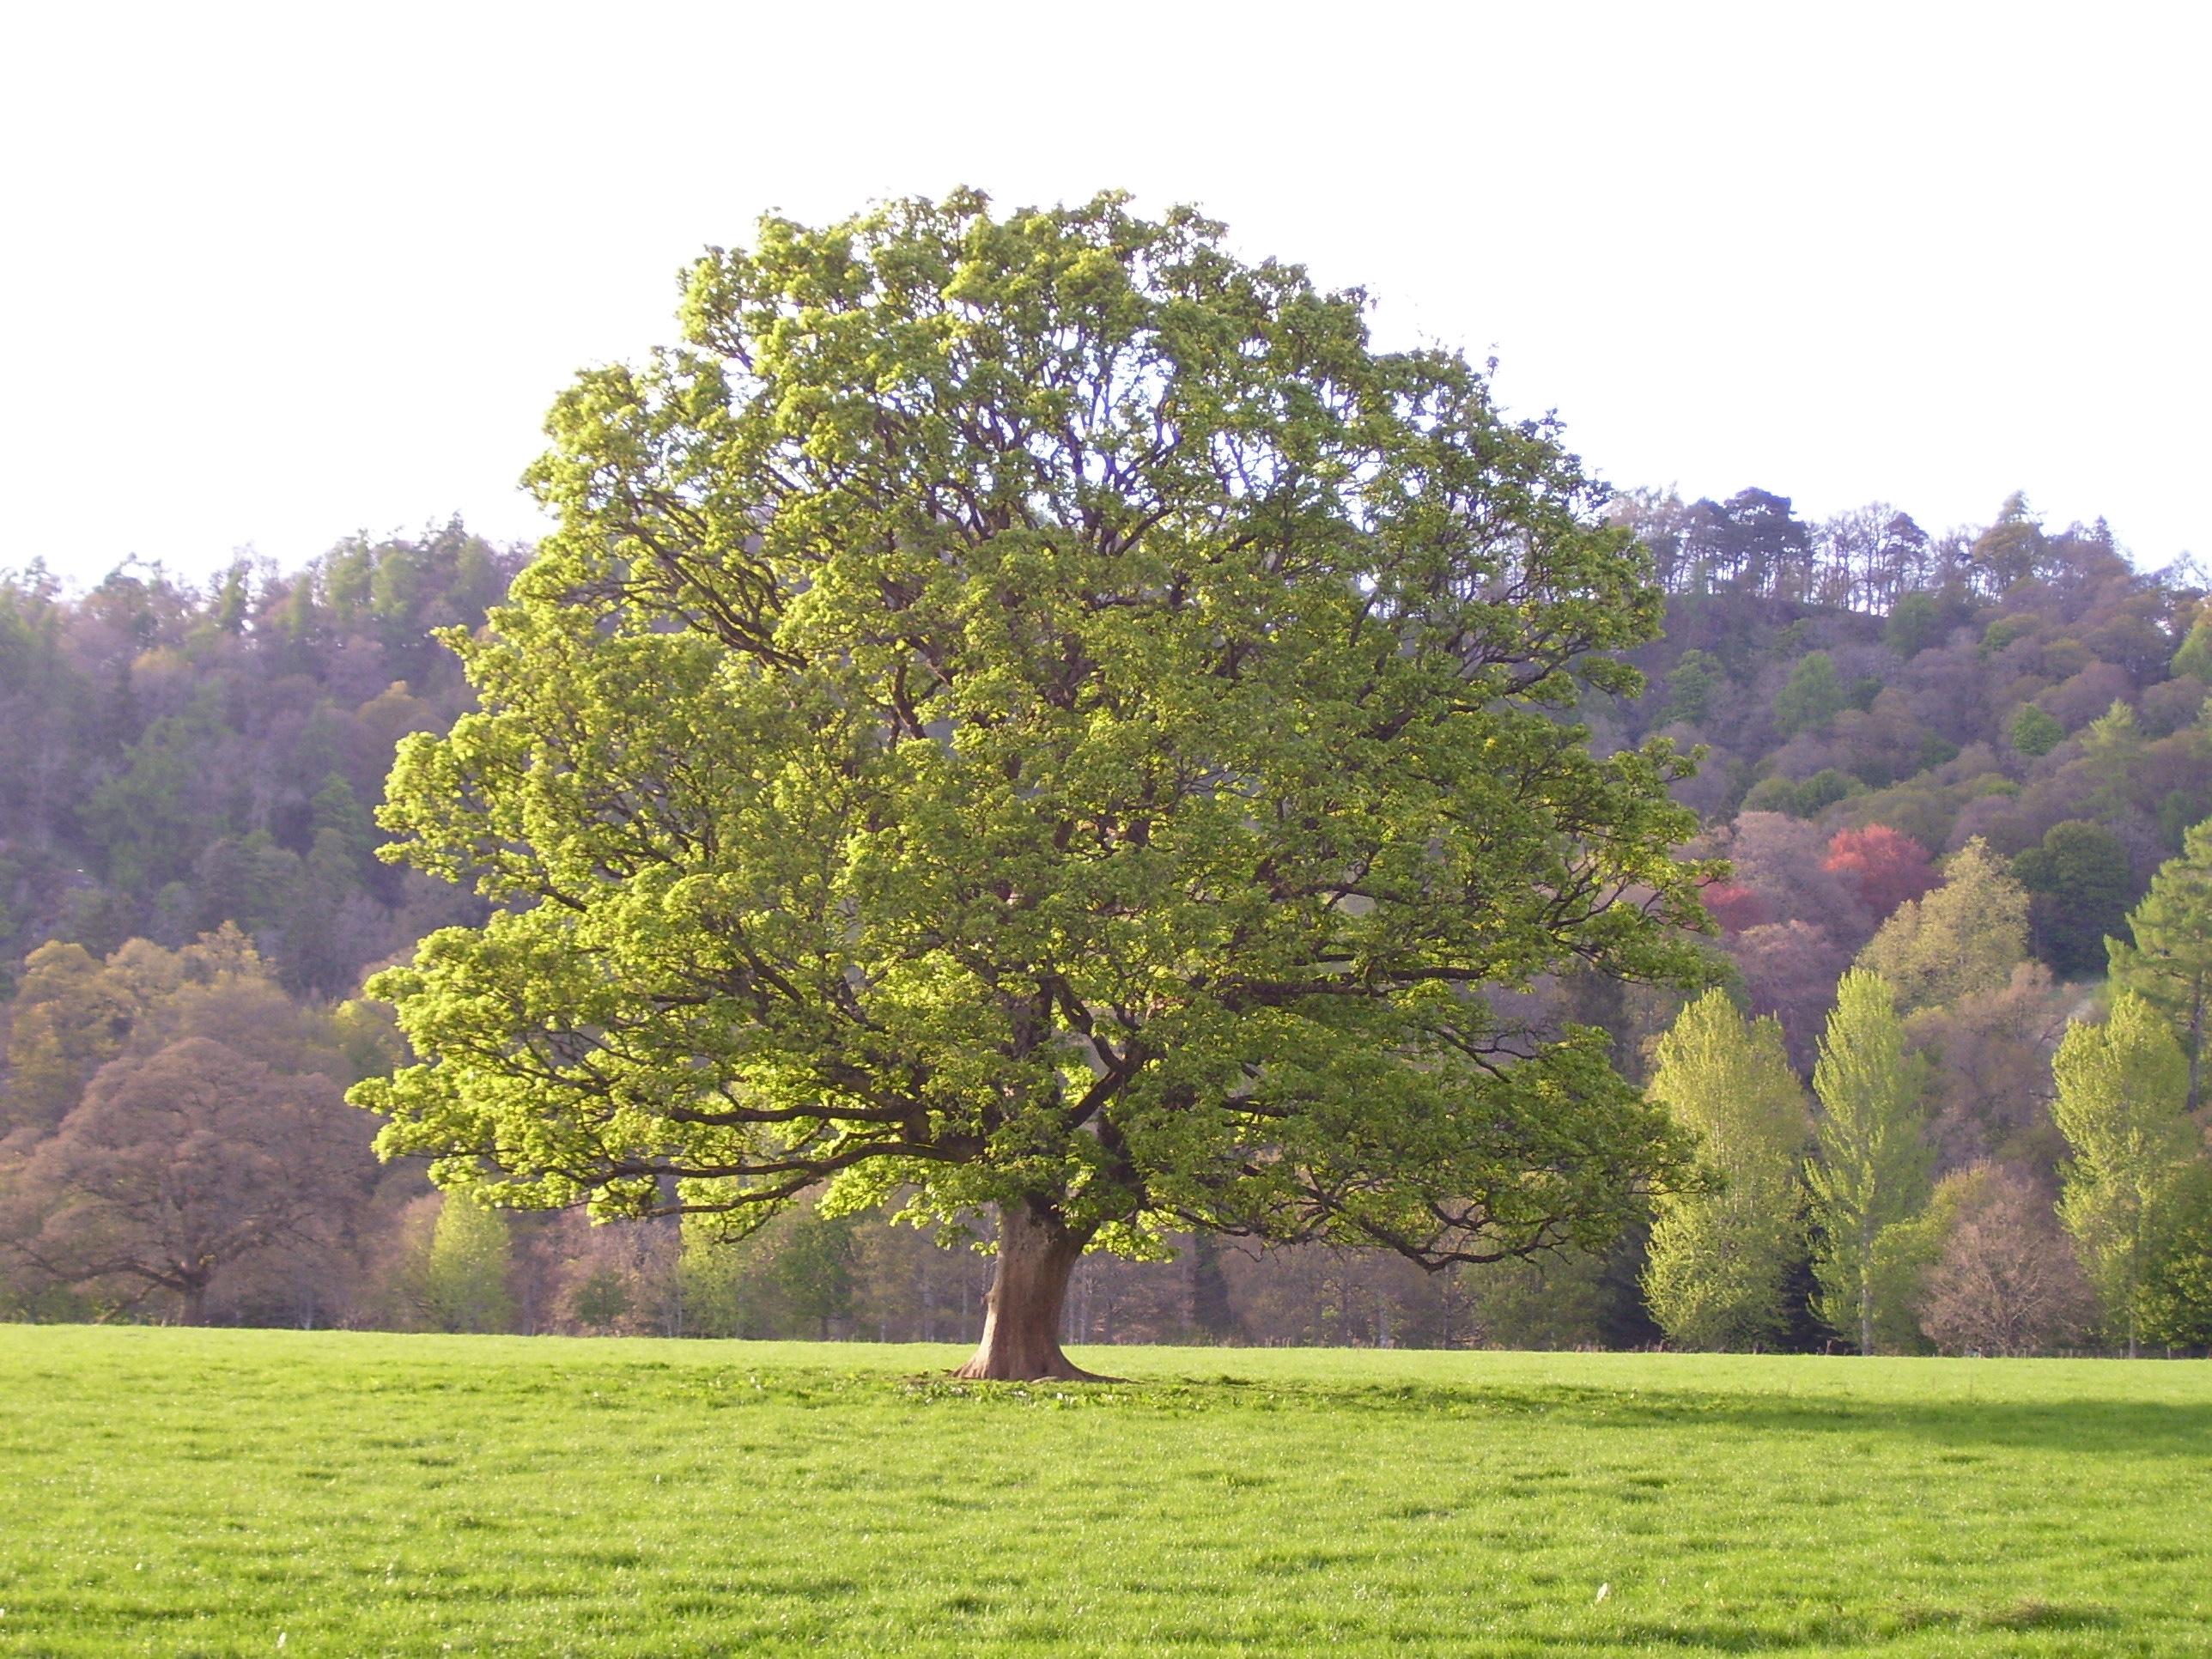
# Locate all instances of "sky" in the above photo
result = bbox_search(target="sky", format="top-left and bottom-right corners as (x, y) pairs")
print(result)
(3, 1), (2205, 591)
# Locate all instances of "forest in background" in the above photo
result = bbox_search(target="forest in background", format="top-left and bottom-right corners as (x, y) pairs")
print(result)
(3, 489), (2209, 1352)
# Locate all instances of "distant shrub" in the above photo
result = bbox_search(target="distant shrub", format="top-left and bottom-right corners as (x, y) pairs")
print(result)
(1918, 1167), (2094, 1357)
(1918, 732), (1961, 773)
(1663, 648), (1723, 726)
(2010, 704), (2065, 757)
(1978, 614), (2040, 660)
(1744, 768), (1863, 818)
(2136, 675), (2208, 739)
(1773, 653), (1846, 737)
(1700, 882), (1771, 933)
(1885, 592), (1943, 660)
(2172, 617), (2212, 684)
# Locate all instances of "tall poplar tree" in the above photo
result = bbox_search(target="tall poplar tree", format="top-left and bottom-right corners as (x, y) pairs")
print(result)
(1808, 969), (1930, 1353)
(2051, 993), (2200, 1355)
(1641, 991), (1808, 1351)
(351, 191), (1714, 1380)
(2108, 819), (2212, 1111)
(415, 1192), (515, 1334)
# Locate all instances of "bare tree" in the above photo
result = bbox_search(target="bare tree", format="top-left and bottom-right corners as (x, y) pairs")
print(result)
(1907, 963), (2069, 1174)
(1919, 1168), (2094, 1356)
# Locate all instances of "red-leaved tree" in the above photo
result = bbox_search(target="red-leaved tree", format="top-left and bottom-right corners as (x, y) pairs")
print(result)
(1700, 883), (1772, 934)
(1825, 823), (1940, 923)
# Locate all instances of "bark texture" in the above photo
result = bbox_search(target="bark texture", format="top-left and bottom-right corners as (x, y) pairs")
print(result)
(956, 1198), (1104, 1380)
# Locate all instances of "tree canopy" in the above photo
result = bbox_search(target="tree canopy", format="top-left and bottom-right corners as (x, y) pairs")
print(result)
(2013, 818), (2130, 980)
(2052, 992), (2199, 1354)
(1772, 651), (1845, 737)
(1641, 991), (1808, 1352)
(1855, 840), (2029, 1013)
(2109, 818), (2212, 1110)
(1807, 969), (1929, 1353)
(354, 190), (1713, 1378)
(3, 1036), (372, 1323)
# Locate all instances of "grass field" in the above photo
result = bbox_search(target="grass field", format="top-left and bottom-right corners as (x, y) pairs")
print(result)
(0, 1328), (2207, 1656)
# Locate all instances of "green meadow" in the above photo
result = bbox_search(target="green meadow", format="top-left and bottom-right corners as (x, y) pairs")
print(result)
(0, 1328), (2206, 1656)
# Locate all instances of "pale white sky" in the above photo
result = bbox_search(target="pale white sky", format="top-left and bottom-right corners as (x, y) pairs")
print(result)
(3, 1), (2204, 590)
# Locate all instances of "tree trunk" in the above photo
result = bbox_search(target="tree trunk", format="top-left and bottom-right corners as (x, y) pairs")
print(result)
(1858, 1232), (1875, 1357)
(1189, 1230), (1237, 1339)
(957, 1198), (1105, 1381)
(2188, 984), (2203, 1115)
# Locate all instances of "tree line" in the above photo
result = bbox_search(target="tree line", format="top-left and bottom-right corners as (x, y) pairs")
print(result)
(1620, 485), (2180, 617)
(1575, 495), (2212, 1353)
(0, 520), (520, 995)
(0, 515), (1644, 1346)
(3, 483), (2210, 1352)
(1646, 836), (2212, 1357)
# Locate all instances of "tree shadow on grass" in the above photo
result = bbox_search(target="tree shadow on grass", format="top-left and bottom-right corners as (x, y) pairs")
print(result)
(1099, 1374), (2212, 1456)
(1563, 1388), (2212, 1458)
(412, 1358), (2212, 1461)
(1588, 1599), (2120, 1653)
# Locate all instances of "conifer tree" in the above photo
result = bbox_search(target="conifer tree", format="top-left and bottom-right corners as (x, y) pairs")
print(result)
(2014, 819), (2132, 981)
(2078, 701), (2146, 817)
(1808, 969), (1930, 1353)
(2109, 818), (2212, 1110)
(1641, 991), (1808, 1350)
(2051, 993), (2199, 1355)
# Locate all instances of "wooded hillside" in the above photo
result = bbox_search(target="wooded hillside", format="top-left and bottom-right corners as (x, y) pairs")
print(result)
(3, 489), (2208, 1352)
(1605, 487), (2206, 1066)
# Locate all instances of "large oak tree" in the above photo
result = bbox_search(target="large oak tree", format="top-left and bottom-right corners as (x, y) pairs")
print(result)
(355, 191), (1713, 1378)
